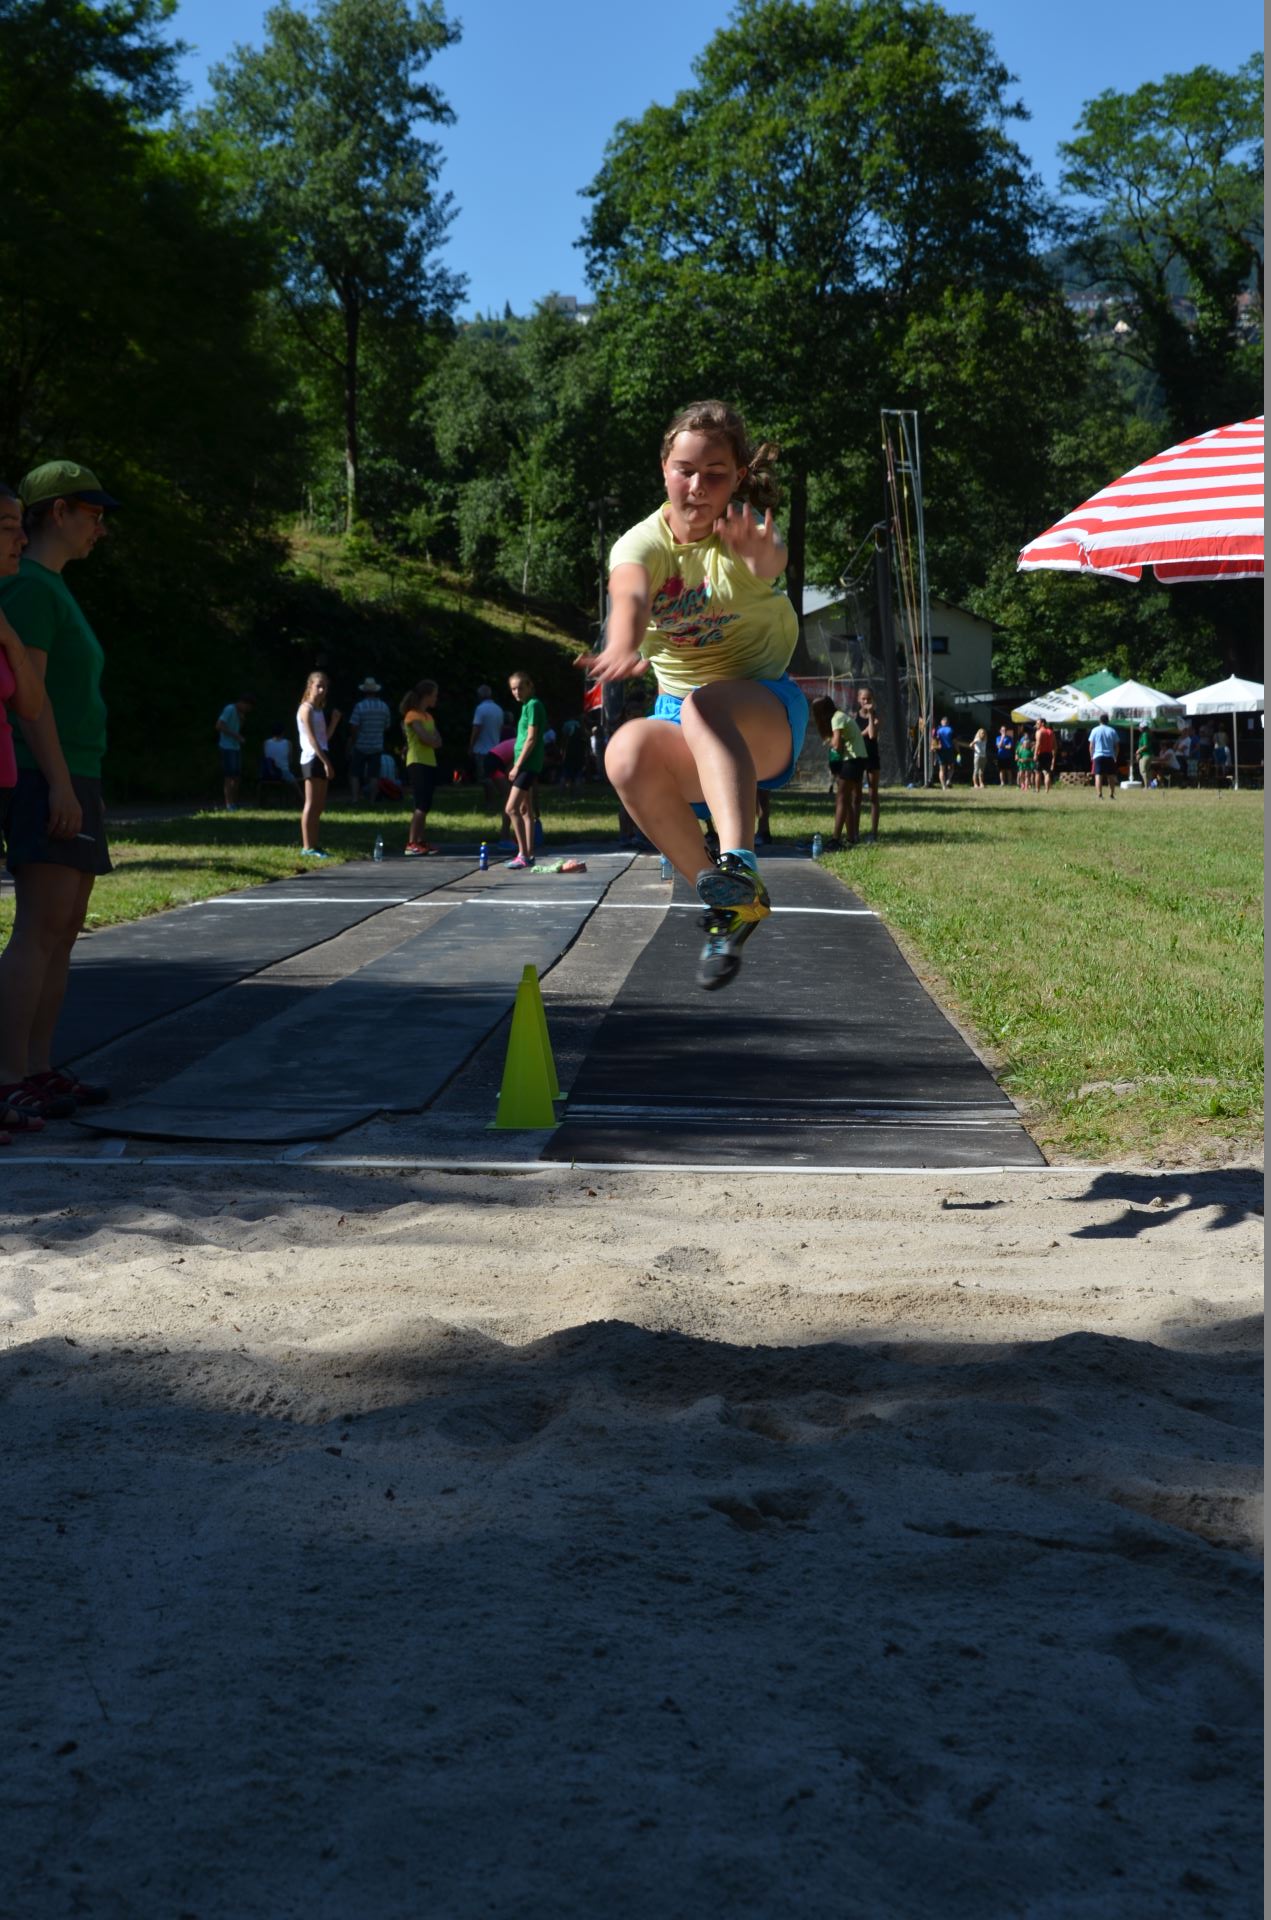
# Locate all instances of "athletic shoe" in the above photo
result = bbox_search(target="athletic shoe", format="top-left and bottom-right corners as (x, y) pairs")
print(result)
(505, 854), (531, 870)
(702, 826), (721, 866)
(695, 854), (771, 991)
(403, 842), (434, 857)
(300, 847), (330, 860)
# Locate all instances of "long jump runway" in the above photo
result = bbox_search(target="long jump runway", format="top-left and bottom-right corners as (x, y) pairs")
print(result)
(544, 857), (1042, 1170)
(52, 849), (1041, 1168)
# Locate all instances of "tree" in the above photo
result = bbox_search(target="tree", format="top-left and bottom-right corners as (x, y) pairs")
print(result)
(1059, 57), (1264, 436)
(205, 0), (464, 530)
(581, 0), (1052, 645)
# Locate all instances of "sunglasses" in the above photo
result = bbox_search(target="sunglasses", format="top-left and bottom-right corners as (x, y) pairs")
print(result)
(72, 501), (106, 524)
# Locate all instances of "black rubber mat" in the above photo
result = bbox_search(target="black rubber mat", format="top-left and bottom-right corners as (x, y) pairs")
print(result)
(75, 884), (606, 1143)
(544, 855), (1043, 1168)
(52, 857), (475, 1064)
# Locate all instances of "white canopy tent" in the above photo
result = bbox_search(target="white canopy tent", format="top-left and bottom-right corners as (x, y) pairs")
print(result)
(1179, 675), (1264, 790)
(1010, 685), (1106, 725)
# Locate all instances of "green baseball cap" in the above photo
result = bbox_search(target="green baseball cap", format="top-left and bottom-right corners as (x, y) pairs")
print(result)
(19, 459), (121, 510)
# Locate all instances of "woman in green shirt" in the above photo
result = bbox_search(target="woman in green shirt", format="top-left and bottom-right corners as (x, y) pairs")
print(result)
(0, 460), (117, 1120)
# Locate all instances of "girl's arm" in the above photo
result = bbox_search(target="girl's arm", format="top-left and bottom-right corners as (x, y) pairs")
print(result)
(830, 727), (847, 754)
(14, 651), (81, 838)
(299, 701), (332, 772)
(0, 612), (45, 722)
(326, 707), (342, 739)
(580, 562), (652, 683)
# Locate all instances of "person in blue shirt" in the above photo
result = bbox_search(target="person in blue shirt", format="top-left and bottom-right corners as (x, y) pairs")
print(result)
(1088, 718), (1121, 799)
(933, 715), (956, 789)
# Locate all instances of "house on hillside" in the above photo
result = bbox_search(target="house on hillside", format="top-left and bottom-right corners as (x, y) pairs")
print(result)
(800, 587), (995, 734)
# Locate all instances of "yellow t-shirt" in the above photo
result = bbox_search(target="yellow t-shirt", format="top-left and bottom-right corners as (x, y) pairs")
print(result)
(608, 505), (798, 697)
(404, 710), (438, 767)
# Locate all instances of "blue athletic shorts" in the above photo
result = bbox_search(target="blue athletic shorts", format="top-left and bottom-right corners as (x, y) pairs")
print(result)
(651, 674), (809, 816)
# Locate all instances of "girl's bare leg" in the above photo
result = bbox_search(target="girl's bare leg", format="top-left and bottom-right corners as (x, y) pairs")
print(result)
(301, 780), (326, 849)
(604, 720), (713, 882)
(678, 682), (789, 851)
(832, 782), (849, 841)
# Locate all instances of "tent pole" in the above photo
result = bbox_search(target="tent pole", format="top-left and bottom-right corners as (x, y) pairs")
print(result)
(1232, 708), (1240, 790)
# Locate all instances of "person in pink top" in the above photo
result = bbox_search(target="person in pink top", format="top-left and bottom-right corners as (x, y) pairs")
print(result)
(0, 483), (48, 1144)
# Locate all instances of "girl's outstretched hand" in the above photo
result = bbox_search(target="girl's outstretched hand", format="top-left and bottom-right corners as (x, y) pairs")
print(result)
(714, 504), (787, 578)
(575, 647), (650, 685)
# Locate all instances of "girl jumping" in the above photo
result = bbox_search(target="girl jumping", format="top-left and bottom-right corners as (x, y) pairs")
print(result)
(581, 401), (807, 991)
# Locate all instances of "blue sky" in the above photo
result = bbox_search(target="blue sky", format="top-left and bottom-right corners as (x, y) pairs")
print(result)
(170, 0), (1262, 319)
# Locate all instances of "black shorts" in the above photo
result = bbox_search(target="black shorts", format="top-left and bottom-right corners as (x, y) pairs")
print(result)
(1035, 752), (1054, 773)
(1093, 756), (1118, 778)
(833, 760), (864, 784)
(408, 763), (438, 809)
(299, 757), (329, 783)
(5, 767), (113, 876)
(509, 767), (539, 791)
(937, 747), (955, 767)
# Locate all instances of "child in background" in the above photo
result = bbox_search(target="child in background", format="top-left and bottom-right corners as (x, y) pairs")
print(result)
(1014, 729), (1035, 792)
(580, 399), (805, 991)
(400, 678), (441, 855)
(811, 695), (865, 848)
(296, 671), (341, 857)
(260, 721), (300, 802)
(970, 727), (988, 789)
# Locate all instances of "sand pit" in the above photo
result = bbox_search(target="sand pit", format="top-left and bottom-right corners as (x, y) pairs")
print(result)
(1, 1162), (1261, 1917)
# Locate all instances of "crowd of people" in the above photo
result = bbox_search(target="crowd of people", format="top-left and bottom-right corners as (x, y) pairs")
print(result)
(931, 716), (1244, 796)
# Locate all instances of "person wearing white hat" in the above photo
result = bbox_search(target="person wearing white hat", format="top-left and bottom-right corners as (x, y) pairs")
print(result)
(347, 675), (391, 801)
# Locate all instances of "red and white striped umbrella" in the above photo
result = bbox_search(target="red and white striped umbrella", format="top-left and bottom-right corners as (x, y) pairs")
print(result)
(1018, 417), (1264, 583)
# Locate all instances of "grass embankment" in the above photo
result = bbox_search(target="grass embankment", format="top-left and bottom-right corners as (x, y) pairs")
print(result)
(1, 783), (1259, 1166)
(793, 785), (1262, 1165)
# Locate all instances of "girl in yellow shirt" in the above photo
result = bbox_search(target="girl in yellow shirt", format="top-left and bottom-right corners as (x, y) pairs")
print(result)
(581, 400), (807, 991)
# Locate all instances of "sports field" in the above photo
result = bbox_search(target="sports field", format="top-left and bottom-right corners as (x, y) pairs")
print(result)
(1, 783), (1260, 1164)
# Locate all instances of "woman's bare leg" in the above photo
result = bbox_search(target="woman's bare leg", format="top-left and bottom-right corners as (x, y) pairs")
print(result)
(677, 682), (790, 851)
(0, 865), (94, 1081)
(301, 779), (326, 849)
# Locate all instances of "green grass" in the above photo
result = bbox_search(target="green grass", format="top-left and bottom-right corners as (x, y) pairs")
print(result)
(0, 788), (620, 943)
(769, 785), (1263, 1166)
(2, 781), (1260, 1166)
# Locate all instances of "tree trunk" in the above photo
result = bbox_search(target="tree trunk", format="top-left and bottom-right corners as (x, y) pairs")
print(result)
(784, 465), (816, 673)
(343, 293), (360, 533)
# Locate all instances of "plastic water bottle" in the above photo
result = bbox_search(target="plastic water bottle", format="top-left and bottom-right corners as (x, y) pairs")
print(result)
(811, 832), (824, 859)
(479, 841), (489, 872)
(373, 834), (384, 863)
(659, 854), (672, 882)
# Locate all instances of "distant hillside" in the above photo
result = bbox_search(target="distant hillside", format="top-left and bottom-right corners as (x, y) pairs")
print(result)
(106, 530), (592, 800)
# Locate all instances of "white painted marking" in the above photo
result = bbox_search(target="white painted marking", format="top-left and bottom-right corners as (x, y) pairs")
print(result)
(205, 897), (416, 906)
(459, 900), (877, 917)
(0, 1155), (1070, 1175)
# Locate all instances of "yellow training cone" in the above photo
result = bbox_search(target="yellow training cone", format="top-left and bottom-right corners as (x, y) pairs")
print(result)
(491, 970), (558, 1129)
(521, 963), (561, 1100)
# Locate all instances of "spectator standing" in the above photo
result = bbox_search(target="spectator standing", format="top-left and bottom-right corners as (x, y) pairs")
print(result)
(1033, 720), (1056, 793)
(296, 670), (341, 856)
(1136, 724), (1153, 789)
(215, 694), (253, 810)
(0, 458), (119, 1121)
(995, 723), (1015, 786)
(347, 677), (391, 801)
(504, 671), (547, 869)
(933, 715), (956, 789)
(0, 483), (47, 1143)
(1088, 717), (1120, 799)
(857, 687), (883, 839)
(1014, 729), (1034, 791)
(970, 727), (989, 789)
(811, 695), (865, 847)
(1213, 727), (1231, 782)
(469, 683), (505, 804)
(401, 678), (441, 855)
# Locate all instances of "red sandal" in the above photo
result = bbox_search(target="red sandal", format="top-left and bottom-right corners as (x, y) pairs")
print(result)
(25, 1069), (111, 1110)
(0, 1085), (47, 1132)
